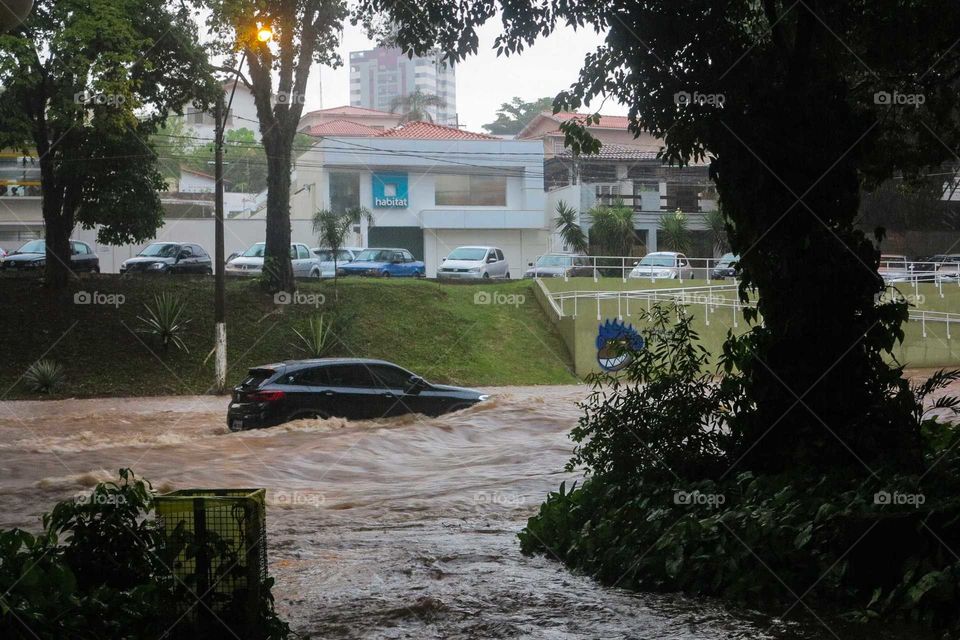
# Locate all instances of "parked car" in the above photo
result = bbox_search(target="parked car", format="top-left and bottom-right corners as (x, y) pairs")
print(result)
(227, 358), (489, 429)
(709, 253), (740, 280)
(438, 246), (510, 279)
(311, 247), (362, 278)
(523, 254), (596, 278)
(629, 252), (694, 280)
(1, 239), (99, 273)
(878, 254), (912, 283)
(226, 242), (320, 278)
(338, 248), (425, 278)
(120, 242), (212, 275)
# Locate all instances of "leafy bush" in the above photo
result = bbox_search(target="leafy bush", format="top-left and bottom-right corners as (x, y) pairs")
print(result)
(521, 302), (960, 631)
(0, 470), (291, 640)
(138, 292), (191, 352)
(22, 359), (65, 394)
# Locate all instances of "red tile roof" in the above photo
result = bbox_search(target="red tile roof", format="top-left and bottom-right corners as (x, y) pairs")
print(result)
(374, 121), (497, 140)
(303, 119), (381, 137)
(304, 105), (395, 117)
(550, 112), (632, 129)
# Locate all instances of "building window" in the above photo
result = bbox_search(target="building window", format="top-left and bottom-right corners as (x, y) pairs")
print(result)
(435, 174), (507, 207)
(664, 183), (702, 212)
(329, 172), (361, 215)
(595, 184), (621, 199)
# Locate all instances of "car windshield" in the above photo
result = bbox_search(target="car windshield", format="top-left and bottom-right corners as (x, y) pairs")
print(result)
(356, 250), (393, 262)
(448, 248), (487, 261)
(17, 240), (45, 253)
(138, 243), (180, 258)
(536, 255), (572, 267)
(639, 255), (676, 267)
(242, 243), (266, 258)
(314, 250), (335, 261)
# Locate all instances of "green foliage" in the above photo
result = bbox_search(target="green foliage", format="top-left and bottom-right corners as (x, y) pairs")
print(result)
(293, 314), (334, 358)
(705, 208), (729, 255)
(482, 95), (555, 135)
(23, 359), (64, 394)
(553, 200), (588, 254)
(313, 206), (370, 292)
(658, 209), (691, 253)
(137, 293), (191, 352)
(389, 88), (446, 123)
(0, 0), (218, 284)
(588, 199), (636, 257)
(0, 469), (292, 639)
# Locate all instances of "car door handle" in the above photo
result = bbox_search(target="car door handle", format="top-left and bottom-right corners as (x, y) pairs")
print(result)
(322, 391), (336, 397)
(381, 392), (395, 398)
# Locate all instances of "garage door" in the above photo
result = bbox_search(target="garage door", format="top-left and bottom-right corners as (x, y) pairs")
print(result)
(368, 227), (425, 260)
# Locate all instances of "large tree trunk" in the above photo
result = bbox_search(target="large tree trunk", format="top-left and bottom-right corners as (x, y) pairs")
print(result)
(37, 149), (72, 290)
(715, 82), (921, 474)
(262, 130), (295, 293)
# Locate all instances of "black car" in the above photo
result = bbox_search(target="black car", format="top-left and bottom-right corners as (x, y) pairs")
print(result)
(120, 242), (213, 275)
(709, 253), (740, 280)
(227, 358), (488, 430)
(1, 239), (99, 273)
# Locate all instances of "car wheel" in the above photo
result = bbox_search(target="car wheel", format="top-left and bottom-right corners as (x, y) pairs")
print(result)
(381, 271), (391, 278)
(205, 267), (213, 276)
(288, 410), (329, 422)
(311, 269), (321, 279)
(505, 272), (511, 279)
(482, 272), (490, 279)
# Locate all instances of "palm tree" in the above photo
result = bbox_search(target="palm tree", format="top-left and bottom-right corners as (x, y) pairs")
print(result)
(659, 208), (692, 254)
(554, 200), (588, 254)
(588, 200), (636, 257)
(312, 206), (370, 298)
(389, 89), (446, 123)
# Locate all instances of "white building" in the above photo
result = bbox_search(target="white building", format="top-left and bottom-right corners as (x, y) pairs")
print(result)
(176, 80), (262, 142)
(291, 121), (547, 277)
(349, 48), (458, 126)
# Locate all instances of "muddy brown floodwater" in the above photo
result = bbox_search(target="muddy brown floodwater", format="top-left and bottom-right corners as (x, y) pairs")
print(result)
(0, 384), (943, 639)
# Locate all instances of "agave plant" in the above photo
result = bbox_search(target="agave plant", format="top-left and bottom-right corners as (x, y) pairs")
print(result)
(23, 359), (65, 394)
(293, 314), (335, 358)
(138, 292), (191, 352)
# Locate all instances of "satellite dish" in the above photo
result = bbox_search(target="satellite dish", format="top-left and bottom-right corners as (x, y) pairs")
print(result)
(0, 0), (34, 33)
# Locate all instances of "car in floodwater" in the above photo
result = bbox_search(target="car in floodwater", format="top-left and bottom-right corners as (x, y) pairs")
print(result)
(227, 358), (488, 430)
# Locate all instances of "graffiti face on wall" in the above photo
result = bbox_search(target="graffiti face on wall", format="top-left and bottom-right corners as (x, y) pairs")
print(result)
(596, 319), (645, 371)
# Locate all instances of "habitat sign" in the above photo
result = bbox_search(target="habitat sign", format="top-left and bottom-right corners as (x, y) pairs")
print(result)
(372, 172), (409, 208)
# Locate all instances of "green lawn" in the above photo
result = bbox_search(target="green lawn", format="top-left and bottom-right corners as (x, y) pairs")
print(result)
(0, 276), (577, 399)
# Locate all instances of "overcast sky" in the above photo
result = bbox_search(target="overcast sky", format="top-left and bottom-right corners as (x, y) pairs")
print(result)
(308, 20), (628, 131)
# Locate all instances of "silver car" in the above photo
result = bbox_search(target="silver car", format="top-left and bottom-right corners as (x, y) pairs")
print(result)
(226, 242), (320, 278)
(438, 246), (510, 279)
(311, 247), (362, 278)
(629, 252), (695, 280)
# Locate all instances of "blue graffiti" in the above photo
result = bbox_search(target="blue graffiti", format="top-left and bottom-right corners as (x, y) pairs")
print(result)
(596, 319), (645, 372)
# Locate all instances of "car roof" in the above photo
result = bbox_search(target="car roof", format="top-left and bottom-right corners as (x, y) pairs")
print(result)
(453, 245), (497, 250)
(252, 358), (406, 371)
(646, 251), (682, 256)
(362, 247), (408, 251)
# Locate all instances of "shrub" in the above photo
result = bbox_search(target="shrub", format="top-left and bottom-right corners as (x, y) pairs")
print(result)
(292, 313), (334, 358)
(137, 292), (191, 352)
(22, 359), (65, 394)
(0, 470), (291, 640)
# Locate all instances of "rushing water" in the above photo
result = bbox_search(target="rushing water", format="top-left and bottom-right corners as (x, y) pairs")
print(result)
(0, 386), (936, 639)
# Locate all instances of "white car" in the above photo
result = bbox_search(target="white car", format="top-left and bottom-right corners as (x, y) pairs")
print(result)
(629, 252), (695, 280)
(226, 242), (320, 278)
(311, 247), (362, 278)
(438, 246), (510, 279)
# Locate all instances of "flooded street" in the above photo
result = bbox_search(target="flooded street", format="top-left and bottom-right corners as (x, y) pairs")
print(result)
(0, 385), (934, 639)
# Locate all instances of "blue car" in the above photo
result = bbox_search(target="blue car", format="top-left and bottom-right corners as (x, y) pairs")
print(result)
(338, 248), (425, 278)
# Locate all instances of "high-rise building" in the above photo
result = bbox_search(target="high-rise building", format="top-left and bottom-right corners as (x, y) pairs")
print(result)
(349, 48), (458, 126)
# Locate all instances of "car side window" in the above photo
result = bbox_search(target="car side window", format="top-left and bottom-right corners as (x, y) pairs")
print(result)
(338, 250), (352, 261)
(325, 365), (375, 388)
(496, 249), (504, 261)
(192, 245), (207, 257)
(402, 250), (414, 262)
(289, 245), (298, 259)
(487, 250), (496, 262)
(291, 367), (329, 386)
(180, 246), (193, 258)
(71, 242), (87, 255)
(298, 245), (310, 260)
(367, 365), (413, 389)
(392, 252), (404, 263)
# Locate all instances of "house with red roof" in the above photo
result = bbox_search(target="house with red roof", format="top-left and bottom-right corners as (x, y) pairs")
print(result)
(298, 105), (403, 135)
(291, 120), (548, 278)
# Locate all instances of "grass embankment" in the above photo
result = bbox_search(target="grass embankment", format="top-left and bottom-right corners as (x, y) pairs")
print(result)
(0, 276), (576, 399)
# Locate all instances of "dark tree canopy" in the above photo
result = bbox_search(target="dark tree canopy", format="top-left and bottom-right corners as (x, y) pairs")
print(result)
(358, 0), (960, 473)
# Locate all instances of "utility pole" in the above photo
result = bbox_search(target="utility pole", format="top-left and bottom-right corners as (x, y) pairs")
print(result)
(214, 94), (227, 393)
